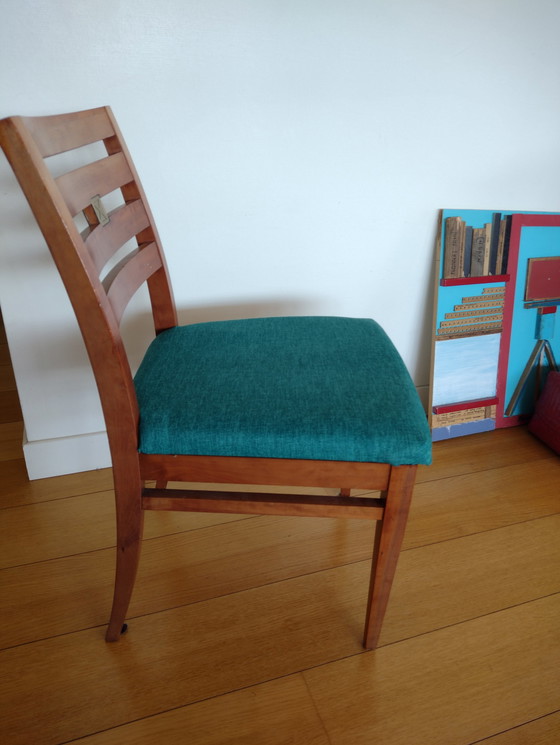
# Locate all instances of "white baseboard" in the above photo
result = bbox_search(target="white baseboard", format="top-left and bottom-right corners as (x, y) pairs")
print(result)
(23, 429), (111, 480)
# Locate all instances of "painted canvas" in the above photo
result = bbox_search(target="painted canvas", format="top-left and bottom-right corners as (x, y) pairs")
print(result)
(429, 210), (560, 441)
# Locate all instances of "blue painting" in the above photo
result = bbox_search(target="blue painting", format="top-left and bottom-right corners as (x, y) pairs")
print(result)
(432, 334), (501, 407)
(430, 209), (560, 441)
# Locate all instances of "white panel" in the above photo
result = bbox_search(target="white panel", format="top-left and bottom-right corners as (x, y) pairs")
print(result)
(23, 429), (111, 480)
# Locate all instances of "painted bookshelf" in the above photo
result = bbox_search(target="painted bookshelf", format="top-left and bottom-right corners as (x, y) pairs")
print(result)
(429, 209), (560, 441)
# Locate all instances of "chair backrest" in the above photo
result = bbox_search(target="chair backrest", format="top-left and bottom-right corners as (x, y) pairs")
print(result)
(0, 106), (177, 461)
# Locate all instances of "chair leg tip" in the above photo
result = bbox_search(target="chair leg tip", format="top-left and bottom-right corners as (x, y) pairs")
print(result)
(105, 622), (128, 642)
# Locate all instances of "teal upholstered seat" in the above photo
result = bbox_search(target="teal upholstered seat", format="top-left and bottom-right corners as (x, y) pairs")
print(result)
(134, 316), (431, 466)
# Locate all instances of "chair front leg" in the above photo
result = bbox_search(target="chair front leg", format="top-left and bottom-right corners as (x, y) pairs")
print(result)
(362, 464), (417, 649)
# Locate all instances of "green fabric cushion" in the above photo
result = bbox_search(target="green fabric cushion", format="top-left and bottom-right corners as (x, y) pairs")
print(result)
(134, 316), (432, 465)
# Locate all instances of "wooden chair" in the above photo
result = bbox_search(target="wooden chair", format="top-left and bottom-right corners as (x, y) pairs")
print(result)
(0, 107), (431, 649)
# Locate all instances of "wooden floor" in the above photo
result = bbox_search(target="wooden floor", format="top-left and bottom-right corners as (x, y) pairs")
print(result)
(1, 322), (560, 745)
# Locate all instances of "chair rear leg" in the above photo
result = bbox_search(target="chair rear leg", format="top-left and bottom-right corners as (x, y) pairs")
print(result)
(105, 485), (145, 642)
(362, 465), (417, 650)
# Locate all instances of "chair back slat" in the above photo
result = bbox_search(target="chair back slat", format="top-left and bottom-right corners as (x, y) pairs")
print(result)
(104, 243), (163, 325)
(56, 152), (133, 216)
(84, 199), (150, 273)
(22, 108), (115, 157)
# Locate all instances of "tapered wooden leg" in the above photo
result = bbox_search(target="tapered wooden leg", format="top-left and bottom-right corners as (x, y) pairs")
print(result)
(363, 465), (417, 650)
(105, 483), (145, 642)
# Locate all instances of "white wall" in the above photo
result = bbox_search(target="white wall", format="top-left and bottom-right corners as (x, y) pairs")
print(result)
(1, 0), (560, 477)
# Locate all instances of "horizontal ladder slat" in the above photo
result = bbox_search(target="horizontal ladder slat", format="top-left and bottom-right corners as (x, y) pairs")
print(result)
(105, 242), (162, 324)
(56, 152), (132, 216)
(84, 199), (150, 273)
(142, 488), (386, 520)
(23, 107), (114, 157)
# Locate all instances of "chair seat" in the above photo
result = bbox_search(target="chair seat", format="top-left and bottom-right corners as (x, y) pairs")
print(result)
(134, 316), (431, 465)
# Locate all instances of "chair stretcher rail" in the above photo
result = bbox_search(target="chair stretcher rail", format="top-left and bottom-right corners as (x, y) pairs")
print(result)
(142, 487), (386, 520)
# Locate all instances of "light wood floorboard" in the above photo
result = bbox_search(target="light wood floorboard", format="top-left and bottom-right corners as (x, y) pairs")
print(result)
(475, 711), (560, 744)
(1, 458), (114, 508)
(62, 674), (332, 745)
(304, 594), (560, 745)
(404, 457), (560, 548)
(415, 424), (557, 483)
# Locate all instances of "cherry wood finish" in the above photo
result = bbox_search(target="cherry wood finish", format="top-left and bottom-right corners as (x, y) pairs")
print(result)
(142, 488), (387, 520)
(0, 106), (422, 649)
(139, 452), (393, 489)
